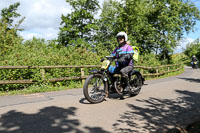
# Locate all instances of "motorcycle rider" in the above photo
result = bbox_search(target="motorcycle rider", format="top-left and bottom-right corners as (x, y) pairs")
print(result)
(191, 55), (199, 67)
(109, 32), (134, 92)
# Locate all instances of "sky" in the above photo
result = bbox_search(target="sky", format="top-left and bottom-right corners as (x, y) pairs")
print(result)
(0, 0), (200, 53)
(0, 0), (104, 40)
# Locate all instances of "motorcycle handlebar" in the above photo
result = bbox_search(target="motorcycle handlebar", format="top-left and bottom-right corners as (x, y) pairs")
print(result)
(105, 56), (115, 61)
(101, 56), (115, 62)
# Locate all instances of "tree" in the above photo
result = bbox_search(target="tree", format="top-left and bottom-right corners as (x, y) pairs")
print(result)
(96, 0), (119, 43)
(147, 0), (200, 59)
(1, 2), (25, 29)
(0, 2), (24, 56)
(115, 0), (200, 57)
(58, 0), (100, 47)
(91, 0), (120, 55)
(184, 38), (200, 59)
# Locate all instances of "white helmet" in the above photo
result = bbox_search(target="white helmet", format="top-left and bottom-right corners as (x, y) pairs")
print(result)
(116, 32), (128, 42)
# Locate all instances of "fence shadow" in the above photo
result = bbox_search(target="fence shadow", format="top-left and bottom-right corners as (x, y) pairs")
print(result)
(112, 90), (200, 133)
(178, 77), (200, 83)
(0, 106), (110, 133)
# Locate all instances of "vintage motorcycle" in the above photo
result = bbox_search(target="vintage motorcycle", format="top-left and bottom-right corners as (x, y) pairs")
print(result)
(83, 56), (144, 104)
(191, 61), (198, 69)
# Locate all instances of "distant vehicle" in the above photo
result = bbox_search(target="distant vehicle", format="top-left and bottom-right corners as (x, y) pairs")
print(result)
(191, 61), (198, 69)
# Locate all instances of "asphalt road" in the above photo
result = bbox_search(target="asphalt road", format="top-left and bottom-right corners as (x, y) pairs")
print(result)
(0, 66), (200, 133)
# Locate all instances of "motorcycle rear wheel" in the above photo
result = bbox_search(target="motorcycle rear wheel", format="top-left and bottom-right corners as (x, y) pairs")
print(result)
(129, 73), (143, 96)
(83, 74), (108, 104)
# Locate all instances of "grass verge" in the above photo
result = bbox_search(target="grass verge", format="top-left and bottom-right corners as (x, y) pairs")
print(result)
(0, 81), (83, 96)
(144, 66), (184, 80)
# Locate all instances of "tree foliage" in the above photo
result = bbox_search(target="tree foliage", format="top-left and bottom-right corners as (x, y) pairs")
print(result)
(96, 0), (119, 43)
(184, 38), (200, 59)
(0, 2), (24, 56)
(115, 0), (200, 56)
(1, 3), (21, 26)
(57, 0), (200, 58)
(58, 0), (100, 47)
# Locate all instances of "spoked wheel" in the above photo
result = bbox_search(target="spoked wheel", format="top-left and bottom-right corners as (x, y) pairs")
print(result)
(129, 73), (143, 96)
(83, 74), (108, 104)
(114, 78), (123, 95)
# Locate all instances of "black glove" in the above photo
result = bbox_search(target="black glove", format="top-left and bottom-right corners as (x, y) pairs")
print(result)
(117, 57), (126, 63)
(100, 58), (105, 62)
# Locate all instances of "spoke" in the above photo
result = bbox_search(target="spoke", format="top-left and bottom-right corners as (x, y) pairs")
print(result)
(89, 76), (105, 101)
(93, 78), (102, 89)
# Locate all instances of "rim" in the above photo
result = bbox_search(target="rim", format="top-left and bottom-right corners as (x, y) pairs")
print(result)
(114, 80), (123, 95)
(88, 76), (106, 101)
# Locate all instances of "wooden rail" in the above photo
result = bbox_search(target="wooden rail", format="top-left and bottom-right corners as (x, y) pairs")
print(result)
(0, 64), (182, 85)
(0, 65), (101, 69)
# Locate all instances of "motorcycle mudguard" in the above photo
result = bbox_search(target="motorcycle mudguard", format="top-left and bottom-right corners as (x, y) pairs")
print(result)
(130, 70), (145, 84)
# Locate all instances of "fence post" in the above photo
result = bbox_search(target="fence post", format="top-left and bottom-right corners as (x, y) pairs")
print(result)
(168, 67), (170, 75)
(141, 69), (144, 75)
(179, 64), (182, 70)
(40, 69), (45, 80)
(156, 67), (159, 78)
(81, 68), (85, 86)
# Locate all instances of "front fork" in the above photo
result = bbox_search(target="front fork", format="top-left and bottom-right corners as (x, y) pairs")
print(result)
(90, 72), (109, 98)
(100, 71), (110, 97)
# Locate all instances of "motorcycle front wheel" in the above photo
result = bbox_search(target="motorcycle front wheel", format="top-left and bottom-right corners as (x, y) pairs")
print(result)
(83, 74), (108, 104)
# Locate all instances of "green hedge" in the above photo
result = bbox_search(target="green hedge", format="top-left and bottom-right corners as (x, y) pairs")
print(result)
(0, 38), (184, 91)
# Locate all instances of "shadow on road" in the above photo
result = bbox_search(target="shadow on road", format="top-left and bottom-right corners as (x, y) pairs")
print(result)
(0, 106), (110, 133)
(178, 77), (200, 83)
(79, 98), (91, 104)
(112, 90), (200, 133)
(79, 93), (124, 104)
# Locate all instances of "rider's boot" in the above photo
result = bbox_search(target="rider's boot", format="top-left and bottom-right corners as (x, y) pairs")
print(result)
(124, 76), (138, 92)
(110, 76), (117, 93)
(110, 85), (116, 93)
(123, 77), (131, 92)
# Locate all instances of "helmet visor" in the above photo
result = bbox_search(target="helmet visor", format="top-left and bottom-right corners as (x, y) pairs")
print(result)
(117, 36), (125, 40)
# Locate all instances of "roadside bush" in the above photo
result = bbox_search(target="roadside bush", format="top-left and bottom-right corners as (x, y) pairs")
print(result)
(0, 38), (102, 90)
(0, 37), (184, 91)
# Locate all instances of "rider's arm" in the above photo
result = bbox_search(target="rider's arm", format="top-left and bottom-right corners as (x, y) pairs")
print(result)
(111, 47), (118, 58)
(117, 53), (133, 63)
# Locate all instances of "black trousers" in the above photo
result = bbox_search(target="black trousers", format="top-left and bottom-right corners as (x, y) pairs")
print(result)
(120, 66), (133, 78)
(110, 65), (133, 86)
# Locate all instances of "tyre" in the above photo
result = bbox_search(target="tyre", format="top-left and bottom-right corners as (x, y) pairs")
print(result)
(129, 73), (143, 96)
(83, 74), (108, 104)
(114, 78), (123, 95)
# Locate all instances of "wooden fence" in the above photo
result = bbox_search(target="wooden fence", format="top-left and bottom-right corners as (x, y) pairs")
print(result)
(0, 64), (182, 85)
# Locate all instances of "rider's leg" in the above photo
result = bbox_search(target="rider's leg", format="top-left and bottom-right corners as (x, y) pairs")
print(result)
(120, 66), (133, 91)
